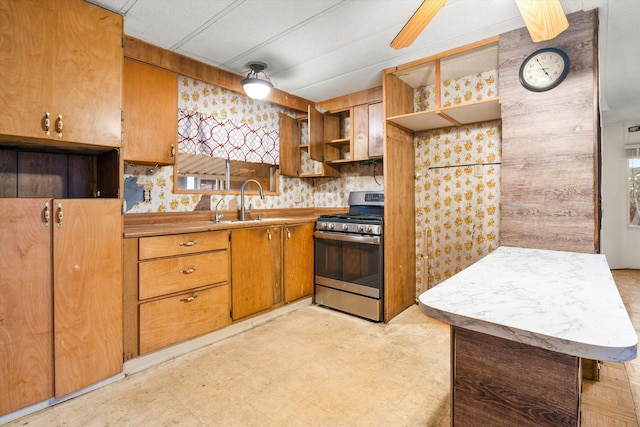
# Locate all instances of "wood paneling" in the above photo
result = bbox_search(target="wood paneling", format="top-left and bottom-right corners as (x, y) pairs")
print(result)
(452, 327), (580, 426)
(499, 10), (599, 253)
(317, 86), (383, 112)
(0, 150), (18, 197)
(18, 152), (68, 198)
(383, 123), (416, 322)
(124, 36), (311, 113)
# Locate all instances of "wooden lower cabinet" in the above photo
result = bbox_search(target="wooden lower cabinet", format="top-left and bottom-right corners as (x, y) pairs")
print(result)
(0, 198), (122, 414)
(231, 226), (281, 320)
(140, 285), (230, 354)
(284, 223), (315, 303)
(124, 230), (231, 357)
(0, 199), (53, 415)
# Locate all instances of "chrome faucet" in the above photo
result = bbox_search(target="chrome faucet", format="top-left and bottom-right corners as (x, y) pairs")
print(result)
(214, 198), (225, 223)
(239, 179), (264, 221)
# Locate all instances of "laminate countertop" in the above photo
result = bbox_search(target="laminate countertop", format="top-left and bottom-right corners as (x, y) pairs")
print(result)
(418, 246), (638, 362)
(124, 216), (317, 238)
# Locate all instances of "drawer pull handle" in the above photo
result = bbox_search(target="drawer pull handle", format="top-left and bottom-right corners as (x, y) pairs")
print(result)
(180, 267), (196, 274)
(180, 295), (198, 303)
(179, 240), (197, 247)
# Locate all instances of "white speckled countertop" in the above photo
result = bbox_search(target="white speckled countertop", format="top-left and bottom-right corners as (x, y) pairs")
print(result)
(418, 246), (638, 362)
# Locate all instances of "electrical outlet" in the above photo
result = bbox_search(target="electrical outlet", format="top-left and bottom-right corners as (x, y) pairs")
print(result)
(473, 164), (483, 178)
(143, 189), (152, 202)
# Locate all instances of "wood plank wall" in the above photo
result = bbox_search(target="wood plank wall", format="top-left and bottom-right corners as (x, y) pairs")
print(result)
(499, 10), (599, 253)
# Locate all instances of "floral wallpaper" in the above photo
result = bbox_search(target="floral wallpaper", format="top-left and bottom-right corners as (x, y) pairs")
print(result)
(414, 69), (501, 295)
(124, 76), (381, 213)
(415, 70), (497, 111)
(415, 121), (501, 295)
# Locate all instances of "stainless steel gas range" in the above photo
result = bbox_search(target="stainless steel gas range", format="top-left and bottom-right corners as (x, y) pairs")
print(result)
(313, 191), (384, 322)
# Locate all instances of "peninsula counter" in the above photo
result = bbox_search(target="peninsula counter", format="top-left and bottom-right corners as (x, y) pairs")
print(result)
(418, 246), (637, 426)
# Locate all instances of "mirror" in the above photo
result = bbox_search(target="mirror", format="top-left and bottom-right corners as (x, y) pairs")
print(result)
(174, 152), (278, 193)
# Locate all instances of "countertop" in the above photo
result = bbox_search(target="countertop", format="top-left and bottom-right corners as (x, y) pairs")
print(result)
(418, 246), (638, 362)
(124, 216), (317, 238)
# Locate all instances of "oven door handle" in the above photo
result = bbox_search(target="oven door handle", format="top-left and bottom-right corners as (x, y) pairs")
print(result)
(314, 231), (381, 245)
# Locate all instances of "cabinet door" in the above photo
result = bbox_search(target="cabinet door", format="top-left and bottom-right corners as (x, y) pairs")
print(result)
(308, 105), (324, 161)
(0, 199), (53, 416)
(368, 102), (384, 158)
(231, 227), (277, 320)
(353, 104), (369, 161)
(0, 0), (54, 140)
(284, 223), (315, 303)
(278, 113), (299, 177)
(53, 199), (122, 397)
(123, 60), (177, 164)
(54, 0), (122, 147)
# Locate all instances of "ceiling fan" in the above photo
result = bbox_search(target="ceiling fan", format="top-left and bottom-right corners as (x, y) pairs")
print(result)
(390, 0), (569, 49)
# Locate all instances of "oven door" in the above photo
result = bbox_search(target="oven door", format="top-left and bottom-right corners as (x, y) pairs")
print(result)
(313, 230), (383, 298)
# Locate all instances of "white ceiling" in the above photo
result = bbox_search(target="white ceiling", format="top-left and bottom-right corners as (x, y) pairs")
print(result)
(87, 0), (640, 127)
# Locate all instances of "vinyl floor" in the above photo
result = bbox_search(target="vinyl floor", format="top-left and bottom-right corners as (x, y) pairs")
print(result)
(4, 270), (640, 426)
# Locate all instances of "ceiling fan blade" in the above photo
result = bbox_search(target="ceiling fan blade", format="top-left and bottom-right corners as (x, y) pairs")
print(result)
(515, 0), (569, 42)
(390, 0), (446, 50)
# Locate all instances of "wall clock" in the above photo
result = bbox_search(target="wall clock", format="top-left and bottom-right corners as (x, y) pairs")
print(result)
(519, 47), (570, 92)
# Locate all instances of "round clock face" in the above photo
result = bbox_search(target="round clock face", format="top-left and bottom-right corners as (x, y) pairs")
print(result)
(519, 47), (570, 92)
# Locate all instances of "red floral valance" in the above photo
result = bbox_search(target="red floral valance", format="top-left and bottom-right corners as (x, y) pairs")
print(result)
(178, 108), (279, 165)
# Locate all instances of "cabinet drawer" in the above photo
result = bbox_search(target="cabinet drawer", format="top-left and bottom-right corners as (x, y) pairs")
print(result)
(139, 231), (228, 259)
(139, 251), (228, 300)
(139, 285), (230, 354)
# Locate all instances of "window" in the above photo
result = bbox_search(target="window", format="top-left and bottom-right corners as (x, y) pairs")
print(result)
(629, 158), (640, 226)
(174, 153), (278, 194)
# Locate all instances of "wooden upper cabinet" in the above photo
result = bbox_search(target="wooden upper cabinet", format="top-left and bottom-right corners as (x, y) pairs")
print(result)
(368, 102), (384, 158)
(278, 113), (299, 177)
(0, 0), (123, 148)
(308, 105), (324, 161)
(123, 59), (178, 164)
(385, 37), (500, 132)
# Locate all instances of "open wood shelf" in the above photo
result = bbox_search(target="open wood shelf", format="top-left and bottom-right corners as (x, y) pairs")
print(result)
(387, 97), (501, 132)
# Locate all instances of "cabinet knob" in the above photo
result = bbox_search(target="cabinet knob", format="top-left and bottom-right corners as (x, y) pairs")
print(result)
(56, 203), (63, 227)
(179, 267), (196, 274)
(43, 112), (51, 136)
(43, 202), (50, 227)
(179, 240), (197, 247)
(55, 114), (63, 137)
(267, 229), (272, 241)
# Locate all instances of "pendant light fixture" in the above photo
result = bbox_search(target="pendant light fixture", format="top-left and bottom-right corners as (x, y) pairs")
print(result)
(241, 61), (273, 100)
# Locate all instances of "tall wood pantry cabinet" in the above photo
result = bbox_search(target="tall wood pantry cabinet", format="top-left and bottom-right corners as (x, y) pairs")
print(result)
(0, 0), (124, 417)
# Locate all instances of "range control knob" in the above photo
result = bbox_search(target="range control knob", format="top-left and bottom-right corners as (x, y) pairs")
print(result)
(366, 225), (373, 233)
(357, 224), (364, 232)
(329, 223), (335, 230)
(342, 223), (349, 231)
(320, 222), (328, 229)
